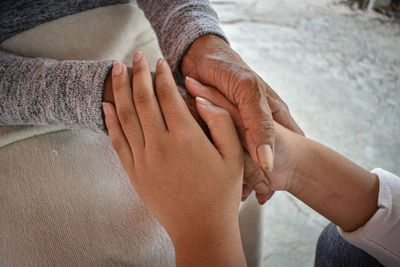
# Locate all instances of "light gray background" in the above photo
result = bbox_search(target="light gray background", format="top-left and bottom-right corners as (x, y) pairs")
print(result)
(211, 0), (400, 266)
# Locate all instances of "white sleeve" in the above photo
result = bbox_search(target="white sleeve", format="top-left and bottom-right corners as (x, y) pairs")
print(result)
(338, 168), (400, 267)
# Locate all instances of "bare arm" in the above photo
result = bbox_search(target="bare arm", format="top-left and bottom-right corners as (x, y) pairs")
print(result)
(282, 125), (380, 232)
(186, 80), (380, 232)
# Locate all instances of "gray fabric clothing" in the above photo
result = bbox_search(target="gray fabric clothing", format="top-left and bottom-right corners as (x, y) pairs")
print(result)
(0, 0), (131, 43)
(0, 0), (227, 130)
(0, 51), (113, 131)
(136, 0), (228, 72)
(0, 6), (264, 265)
(315, 223), (383, 267)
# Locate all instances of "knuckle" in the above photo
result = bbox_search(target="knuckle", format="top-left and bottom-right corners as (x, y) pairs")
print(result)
(206, 110), (232, 129)
(113, 78), (125, 92)
(234, 69), (265, 94)
(117, 107), (134, 125)
(277, 100), (290, 116)
(281, 101), (290, 112)
(134, 90), (150, 105)
(237, 70), (258, 88)
(132, 63), (145, 76)
(156, 64), (167, 75)
(244, 165), (263, 186)
(213, 109), (231, 122)
(156, 83), (172, 100)
(253, 117), (275, 135)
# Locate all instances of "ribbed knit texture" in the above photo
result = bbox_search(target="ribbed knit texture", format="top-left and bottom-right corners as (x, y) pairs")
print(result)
(0, 50), (113, 130)
(0, 0), (227, 131)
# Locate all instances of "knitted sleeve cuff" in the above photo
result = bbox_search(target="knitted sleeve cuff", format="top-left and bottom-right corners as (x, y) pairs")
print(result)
(0, 50), (113, 131)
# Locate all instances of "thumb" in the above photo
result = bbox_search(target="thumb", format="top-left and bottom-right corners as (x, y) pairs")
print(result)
(195, 97), (242, 161)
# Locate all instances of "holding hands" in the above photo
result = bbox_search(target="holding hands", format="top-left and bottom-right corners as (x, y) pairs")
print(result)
(103, 52), (379, 265)
(103, 35), (305, 204)
(181, 34), (304, 202)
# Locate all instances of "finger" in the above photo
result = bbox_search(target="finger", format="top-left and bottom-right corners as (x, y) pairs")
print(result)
(185, 77), (246, 141)
(196, 97), (242, 161)
(187, 78), (273, 196)
(243, 152), (270, 195)
(186, 79), (275, 196)
(132, 52), (166, 142)
(103, 102), (134, 173)
(242, 184), (252, 201)
(267, 96), (304, 136)
(234, 80), (275, 172)
(155, 59), (196, 131)
(256, 191), (275, 205)
(112, 61), (144, 151)
(187, 75), (275, 172)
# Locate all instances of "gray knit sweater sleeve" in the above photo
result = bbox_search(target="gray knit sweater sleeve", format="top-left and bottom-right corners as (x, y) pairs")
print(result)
(0, 50), (113, 131)
(0, 0), (226, 131)
(137, 0), (228, 73)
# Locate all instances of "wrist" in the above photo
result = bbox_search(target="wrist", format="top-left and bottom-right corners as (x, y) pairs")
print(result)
(285, 135), (314, 195)
(168, 213), (239, 244)
(286, 136), (380, 231)
(272, 122), (310, 193)
(172, 219), (245, 266)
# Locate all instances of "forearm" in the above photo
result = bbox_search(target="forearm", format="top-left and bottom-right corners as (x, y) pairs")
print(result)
(289, 136), (379, 232)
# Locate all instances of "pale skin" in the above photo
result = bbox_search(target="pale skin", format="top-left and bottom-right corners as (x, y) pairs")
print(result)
(103, 53), (379, 265)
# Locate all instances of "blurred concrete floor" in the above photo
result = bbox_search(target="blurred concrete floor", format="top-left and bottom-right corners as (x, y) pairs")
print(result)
(211, 0), (400, 266)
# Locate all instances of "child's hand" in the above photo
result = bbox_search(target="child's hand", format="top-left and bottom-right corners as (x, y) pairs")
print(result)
(185, 80), (302, 193)
(103, 53), (245, 251)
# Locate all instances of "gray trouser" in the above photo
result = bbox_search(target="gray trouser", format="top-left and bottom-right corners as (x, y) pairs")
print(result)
(315, 223), (383, 267)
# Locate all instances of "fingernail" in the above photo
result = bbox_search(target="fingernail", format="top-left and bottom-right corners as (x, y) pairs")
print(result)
(102, 102), (112, 116)
(156, 58), (164, 67)
(186, 76), (202, 87)
(257, 144), (273, 172)
(113, 62), (123, 76)
(133, 51), (143, 63)
(253, 182), (269, 195)
(196, 96), (212, 106)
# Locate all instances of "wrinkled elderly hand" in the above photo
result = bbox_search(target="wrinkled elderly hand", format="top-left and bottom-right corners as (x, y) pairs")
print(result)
(182, 34), (304, 202)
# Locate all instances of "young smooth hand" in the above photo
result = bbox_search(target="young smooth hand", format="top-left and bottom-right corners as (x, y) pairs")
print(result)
(103, 53), (246, 266)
